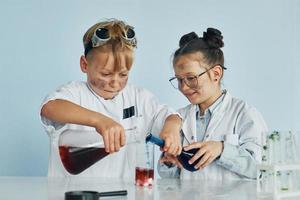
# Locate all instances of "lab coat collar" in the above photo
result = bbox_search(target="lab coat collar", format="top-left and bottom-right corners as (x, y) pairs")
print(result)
(195, 90), (226, 119)
(181, 105), (197, 144)
(205, 90), (229, 137)
(86, 82), (123, 103)
(181, 90), (231, 143)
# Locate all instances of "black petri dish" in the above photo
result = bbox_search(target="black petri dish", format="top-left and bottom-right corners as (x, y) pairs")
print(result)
(65, 191), (99, 200)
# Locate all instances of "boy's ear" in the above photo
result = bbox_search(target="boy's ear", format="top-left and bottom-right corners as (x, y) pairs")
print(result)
(80, 55), (88, 73)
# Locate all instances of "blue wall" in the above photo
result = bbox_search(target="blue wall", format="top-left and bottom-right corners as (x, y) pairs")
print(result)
(0, 0), (299, 176)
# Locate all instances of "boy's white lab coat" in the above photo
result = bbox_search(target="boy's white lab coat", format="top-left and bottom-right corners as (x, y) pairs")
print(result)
(41, 81), (176, 178)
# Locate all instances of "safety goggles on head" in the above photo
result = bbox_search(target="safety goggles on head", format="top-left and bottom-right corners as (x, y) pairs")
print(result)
(84, 26), (137, 56)
(169, 64), (227, 90)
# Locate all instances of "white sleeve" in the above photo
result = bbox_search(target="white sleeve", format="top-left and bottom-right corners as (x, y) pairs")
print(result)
(39, 81), (81, 133)
(137, 88), (180, 136)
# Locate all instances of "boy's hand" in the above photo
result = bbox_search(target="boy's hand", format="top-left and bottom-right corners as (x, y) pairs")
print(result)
(159, 130), (182, 156)
(184, 141), (224, 169)
(159, 114), (182, 156)
(95, 116), (126, 153)
(159, 152), (183, 168)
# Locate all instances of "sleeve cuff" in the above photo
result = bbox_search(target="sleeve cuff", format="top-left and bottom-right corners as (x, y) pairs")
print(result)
(216, 142), (238, 169)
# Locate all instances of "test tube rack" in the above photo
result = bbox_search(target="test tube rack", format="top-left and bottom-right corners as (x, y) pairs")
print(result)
(257, 163), (300, 199)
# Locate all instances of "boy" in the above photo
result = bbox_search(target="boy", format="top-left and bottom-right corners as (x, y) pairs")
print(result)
(40, 19), (182, 177)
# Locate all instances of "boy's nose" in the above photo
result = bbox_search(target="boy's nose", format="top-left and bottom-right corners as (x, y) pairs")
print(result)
(109, 80), (120, 88)
(109, 76), (122, 89)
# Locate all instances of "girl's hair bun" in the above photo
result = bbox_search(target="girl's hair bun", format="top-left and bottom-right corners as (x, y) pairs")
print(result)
(203, 28), (224, 49)
(179, 32), (199, 48)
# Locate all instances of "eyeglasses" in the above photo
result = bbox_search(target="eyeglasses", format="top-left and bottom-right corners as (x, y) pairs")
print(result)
(169, 65), (227, 90)
(84, 26), (137, 56)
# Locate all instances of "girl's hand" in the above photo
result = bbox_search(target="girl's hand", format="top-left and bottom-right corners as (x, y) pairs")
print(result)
(159, 153), (183, 168)
(184, 141), (224, 169)
(95, 115), (126, 153)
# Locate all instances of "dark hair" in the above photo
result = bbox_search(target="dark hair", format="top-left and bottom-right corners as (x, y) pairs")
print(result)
(173, 28), (224, 67)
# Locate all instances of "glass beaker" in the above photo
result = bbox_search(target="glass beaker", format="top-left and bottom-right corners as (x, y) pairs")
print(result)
(135, 139), (155, 187)
(258, 169), (273, 195)
(283, 131), (298, 164)
(269, 131), (281, 164)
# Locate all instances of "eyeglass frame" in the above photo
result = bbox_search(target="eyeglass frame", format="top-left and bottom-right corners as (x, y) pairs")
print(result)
(169, 64), (227, 90)
(84, 26), (137, 56)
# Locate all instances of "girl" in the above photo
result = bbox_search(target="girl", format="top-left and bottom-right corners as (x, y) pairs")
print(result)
(40, 19), (182, 177)
(159, 28), (268, 180)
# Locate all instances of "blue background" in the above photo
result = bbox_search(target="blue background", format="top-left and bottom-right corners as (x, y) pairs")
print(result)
(0, 0), (299, 176)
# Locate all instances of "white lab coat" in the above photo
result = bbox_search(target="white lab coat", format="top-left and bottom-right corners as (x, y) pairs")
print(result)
(40, 81), (176, 178)
(159, 91), (268, 180)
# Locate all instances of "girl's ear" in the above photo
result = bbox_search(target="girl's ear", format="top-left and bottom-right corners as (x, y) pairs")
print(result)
(211, 65), (223, 82)
(80, 55), (88, 73)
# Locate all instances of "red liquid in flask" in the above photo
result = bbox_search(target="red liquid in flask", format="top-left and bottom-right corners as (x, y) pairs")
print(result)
(59, 146), (109, 175)
(135, 167), (154, 186)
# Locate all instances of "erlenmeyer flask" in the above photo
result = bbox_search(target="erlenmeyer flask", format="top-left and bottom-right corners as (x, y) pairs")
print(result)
(58, 129), (109, 175)
(146, 133), (202, 172)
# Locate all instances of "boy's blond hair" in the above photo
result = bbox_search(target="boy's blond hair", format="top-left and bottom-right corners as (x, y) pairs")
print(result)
(83, 19), (137, 71)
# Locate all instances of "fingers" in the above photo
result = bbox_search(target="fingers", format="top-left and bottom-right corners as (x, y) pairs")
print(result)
(114, 130), (120, 152)
(159, 156), (173, 164)
(184, 142), (204, 151)
(200, 156), (215, 169)
(162, 135), (181, 156)
(165, 141), (177, 155)
(102, 131), (110, 153)
(96, 117), (126, 153)
(163, 138), (171, 152)
(102, 126), (125, 153)
(175, 157), (183, 168)
(159, 154), (183, 168)
(120, 128), (126, 147)
(114, 127), (126, 152)
(167, 142), (181, 156)
(188, 147), (206, 164)
(176, 145), (182, 155)
(187, 141), (222, 169)
(194, 153), (211, 169)
(109, 128), (115, 153)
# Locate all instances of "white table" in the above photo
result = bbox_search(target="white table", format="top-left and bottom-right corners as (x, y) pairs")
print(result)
(0, 176), (298, 200)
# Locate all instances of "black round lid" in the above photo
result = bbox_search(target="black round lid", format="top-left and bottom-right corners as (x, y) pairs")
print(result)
(65, 191), (99, 200)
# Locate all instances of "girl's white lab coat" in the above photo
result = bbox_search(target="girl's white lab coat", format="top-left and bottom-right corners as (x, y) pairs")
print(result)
(159, 91), (268, 180)
(41, 81), (176, 178)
